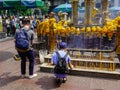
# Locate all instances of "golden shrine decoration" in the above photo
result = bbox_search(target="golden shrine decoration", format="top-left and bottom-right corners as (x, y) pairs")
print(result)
(36, 16), (120, 40)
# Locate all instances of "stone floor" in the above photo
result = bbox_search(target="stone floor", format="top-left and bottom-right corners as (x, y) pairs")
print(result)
(0, 39), (120, 90)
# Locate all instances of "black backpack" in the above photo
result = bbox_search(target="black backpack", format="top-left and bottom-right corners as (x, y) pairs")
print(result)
(54, 51), (69, 74)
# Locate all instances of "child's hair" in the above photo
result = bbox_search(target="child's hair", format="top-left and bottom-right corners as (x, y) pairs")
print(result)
(59, 42), (67, 49)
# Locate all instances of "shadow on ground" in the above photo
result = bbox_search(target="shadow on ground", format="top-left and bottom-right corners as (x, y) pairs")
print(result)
(0, 51), (14, 62)
(35, 76), (60, 90)
(0, 72), (20, 87)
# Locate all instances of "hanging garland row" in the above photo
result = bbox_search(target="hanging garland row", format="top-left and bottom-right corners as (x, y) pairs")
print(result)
(36, 16), (120, 41)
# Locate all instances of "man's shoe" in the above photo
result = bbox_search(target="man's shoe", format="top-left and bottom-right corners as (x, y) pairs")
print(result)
(28, 74), (37, 79)
(21, 74), (27, 78)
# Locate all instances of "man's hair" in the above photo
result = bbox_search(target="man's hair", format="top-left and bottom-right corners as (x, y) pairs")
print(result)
(22, 19), (30, 25)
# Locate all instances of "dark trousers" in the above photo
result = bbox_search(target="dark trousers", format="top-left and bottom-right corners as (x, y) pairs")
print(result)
(6, 27), (10, 36)
(18, 50), (34, 75)
(11, 25), (16, 36)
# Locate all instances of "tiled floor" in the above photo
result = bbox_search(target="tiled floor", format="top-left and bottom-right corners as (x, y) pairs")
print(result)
(0, 40), (120, 90)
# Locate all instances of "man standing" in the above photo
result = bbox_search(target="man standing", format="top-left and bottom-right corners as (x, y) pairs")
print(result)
(5, 17), (10, 36)
(14, 19), (37, 79)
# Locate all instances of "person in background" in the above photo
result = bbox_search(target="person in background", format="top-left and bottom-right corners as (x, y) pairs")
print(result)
(5, 17), (10, 36)
(56, 37), (62, 50)
(44, 15), (49, 21)
(19, 17), (23, 28)
(11, 16), (16, 36)
(32, 17), (37, 29)
(15, 20), (20, 30)
(14, 19), (37, 79)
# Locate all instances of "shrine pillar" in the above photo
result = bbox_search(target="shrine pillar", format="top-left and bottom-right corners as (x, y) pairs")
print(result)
(84, 0), (94, 26)
(101, 0), (110, 25)
(72, 0), (79, 25)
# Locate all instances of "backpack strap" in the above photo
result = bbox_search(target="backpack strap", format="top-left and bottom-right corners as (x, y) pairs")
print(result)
(56, 51), (68, 59)
(56, 51), (61, 59)
(21, 29), (29, 41)
(63, 52), (68, 59)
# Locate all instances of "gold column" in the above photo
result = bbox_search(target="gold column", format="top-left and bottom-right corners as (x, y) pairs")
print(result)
(49, 32), (56, 52)
(49, 12), (56, 52)
(72, 0), (79, 25)
(84, 0), (94, 26)
(101, 0), (110, 25)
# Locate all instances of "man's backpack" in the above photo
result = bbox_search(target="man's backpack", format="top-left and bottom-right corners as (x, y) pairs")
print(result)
(15, 29), (30, 52)
(54, 51), (69, 74)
